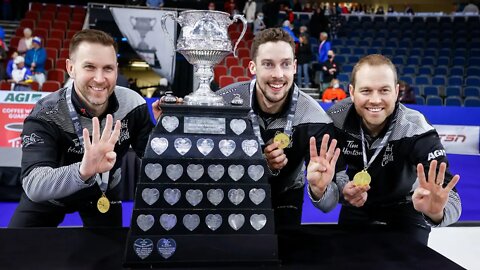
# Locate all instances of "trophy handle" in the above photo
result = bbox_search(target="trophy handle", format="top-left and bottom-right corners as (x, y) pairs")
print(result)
(231, 14), (247, 58)
(161, 13), (177, 51)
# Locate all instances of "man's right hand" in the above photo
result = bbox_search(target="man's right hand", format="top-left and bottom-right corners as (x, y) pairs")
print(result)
(79, 114), (121, 181)
(306, 134), (340, 200)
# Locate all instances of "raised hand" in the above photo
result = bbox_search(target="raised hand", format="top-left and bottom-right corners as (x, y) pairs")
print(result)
(79, 114), (121, 181)
(413, 160), (460, 223)
(306, 134), (340, 199)
(263, 142), (288, 171)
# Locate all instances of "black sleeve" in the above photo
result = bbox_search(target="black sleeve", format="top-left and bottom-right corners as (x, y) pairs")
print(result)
(130, 103), (154, 158)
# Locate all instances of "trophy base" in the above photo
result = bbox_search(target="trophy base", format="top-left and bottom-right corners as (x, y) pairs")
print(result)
(184, 92), (225, 106)
(124, 234), (279, 267)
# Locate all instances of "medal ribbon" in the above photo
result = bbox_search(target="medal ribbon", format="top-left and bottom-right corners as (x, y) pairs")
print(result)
(66, 86), (109, 194)
(248, 79), (299, 146)
(359, 119), (396, 171)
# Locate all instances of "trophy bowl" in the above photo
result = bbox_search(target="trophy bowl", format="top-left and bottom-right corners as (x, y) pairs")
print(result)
(162, 10), (247, 106)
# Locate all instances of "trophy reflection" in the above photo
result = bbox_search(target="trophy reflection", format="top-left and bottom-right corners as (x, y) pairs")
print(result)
(161, 10), (247, 105)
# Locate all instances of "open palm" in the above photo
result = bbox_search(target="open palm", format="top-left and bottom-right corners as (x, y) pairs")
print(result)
(413, 160), (460, 222)
(306, 134), (340, 198)
(79, 114), (121, 181)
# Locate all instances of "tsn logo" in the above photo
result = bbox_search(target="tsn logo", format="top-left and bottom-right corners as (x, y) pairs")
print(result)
(439, 134), (466, 142)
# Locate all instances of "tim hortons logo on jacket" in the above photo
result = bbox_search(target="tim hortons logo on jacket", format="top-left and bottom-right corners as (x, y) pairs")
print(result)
(381, 144), (394, 166)
(342, 140), (362, 156)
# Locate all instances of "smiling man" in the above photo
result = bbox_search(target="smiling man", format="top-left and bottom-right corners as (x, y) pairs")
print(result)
(307, 54), (462, 244)
(9, 29), (161, 228)
(216, 28), (337, 231)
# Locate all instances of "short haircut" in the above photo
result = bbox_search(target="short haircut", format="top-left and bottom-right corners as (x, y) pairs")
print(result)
(250, 28), (295, 61)
(69, 29), (117, 60)
(350, 54), (397, 87)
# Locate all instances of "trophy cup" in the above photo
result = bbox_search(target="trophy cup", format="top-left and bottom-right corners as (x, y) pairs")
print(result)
(161, 10), (247, 106)
(124, 10), (278, 268)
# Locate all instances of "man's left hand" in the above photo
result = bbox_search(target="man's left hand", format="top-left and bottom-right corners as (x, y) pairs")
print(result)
(412, 160), (460, 223)
(152, 99), (163, 121)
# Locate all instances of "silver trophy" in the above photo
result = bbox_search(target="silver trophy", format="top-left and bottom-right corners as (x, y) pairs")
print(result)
(161, 10), (247, 106)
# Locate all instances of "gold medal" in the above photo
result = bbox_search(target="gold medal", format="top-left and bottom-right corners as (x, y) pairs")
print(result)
(97, 193), (110, 213)
(353, 170), (371, 187)
(273, 132), (290, 149)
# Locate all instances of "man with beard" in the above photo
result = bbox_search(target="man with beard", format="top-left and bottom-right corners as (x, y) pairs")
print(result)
(307, 54), (461, 245)
(216, 28), (339, 230)
(9, 29), (162, 227)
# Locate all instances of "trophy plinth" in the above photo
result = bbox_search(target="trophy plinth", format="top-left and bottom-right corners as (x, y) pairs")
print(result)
(124, 104), (279, 267)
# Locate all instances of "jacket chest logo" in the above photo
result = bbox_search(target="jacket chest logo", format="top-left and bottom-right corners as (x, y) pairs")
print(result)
(342, 140), (362, 156)
(118, 120), (130, 145)
(381, 144), (394, 166)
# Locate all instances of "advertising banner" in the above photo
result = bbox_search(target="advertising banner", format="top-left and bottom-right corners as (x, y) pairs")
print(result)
(0, 91), (51, 147)
(434, 124), (480, 155)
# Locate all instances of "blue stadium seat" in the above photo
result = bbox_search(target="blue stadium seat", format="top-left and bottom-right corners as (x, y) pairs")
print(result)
(464, 87), (480, 97)
(348, 55), (360, 63)
(415, 95), (425, 105)
(403, 66), (417, 75)
(465, 77), (480, 87)
(415, 76), (431, 85)
(338, 47), (351, 55)
(337, 73), (350, 84)
(382, 48), (394, 57)
(396, 48), (408, 56)
(342, 64), (353, 73)
(432, 76), (446, 86)
(464, 97), (480, 107)
(400, 76), (414, 86)
(467, 57), (480, 67)
(410, 48), (423, 57)
(426, 95), (443, 106)
(366, 48), (380, 55)
(434, 66), (448, 76)
(444, 96), (463, 106)
(452, 57), (466, 66)
(424, 86), (440, 97)
(421, 57), (436, 66)
(449, 67), (464, 77)
(353, 48), (366, 56)
(448, 76), (464, 87)
(407, 57), (421, 66)
(436, 57), (450, 66)
(392, 56), (406, 66)
(445, 86), (462, 97)
(418, 67), (432, 76)
(423, 48), (437, 57)
(335, 55), (347, 64)
(466, 67), (480, 77)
